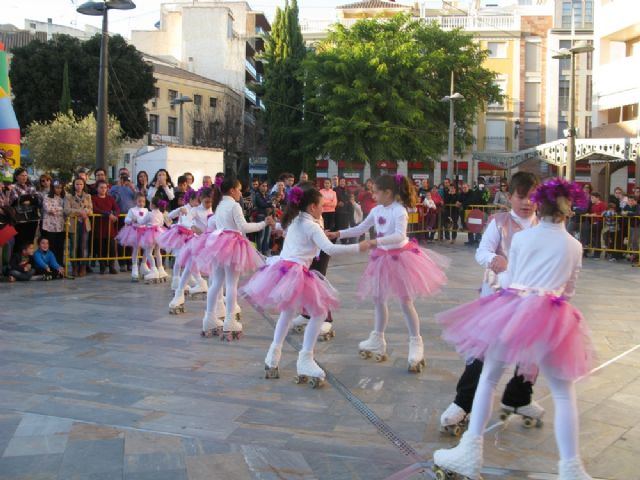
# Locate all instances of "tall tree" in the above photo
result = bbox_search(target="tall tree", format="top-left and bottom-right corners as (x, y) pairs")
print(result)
(261, 0), (307, 181)
(59, 61), (71, 114)
(302, 14), (501, 170)
(9, 34), (154, 140)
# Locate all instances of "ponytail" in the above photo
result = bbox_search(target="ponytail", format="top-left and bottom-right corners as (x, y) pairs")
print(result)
(374, 174), (417, 208)
(211, 175), (240, 211)
(281, 184), (322, 229)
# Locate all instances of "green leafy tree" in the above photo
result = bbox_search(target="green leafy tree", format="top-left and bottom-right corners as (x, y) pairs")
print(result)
(59, 61), (71, 114)
(24, 113), (123, 180)
(261, 0), (307, 181)
(302, 14), (501, 171)
(10, 34), (154, 139)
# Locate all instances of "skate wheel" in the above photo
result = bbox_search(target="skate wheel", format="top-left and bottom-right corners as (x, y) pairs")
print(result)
(294, 325), (305, 334)
(499, 412), (509, 421)
(522, 416), (542, 428)
(232, 331), (242, 340)
(264, 366), (280, 379)
(374, 353), (386, 362)
(359, 350), (370, 359)
(294, 375), (307, 384)
(212, 327), (222, 337)
(451, 425), (461, 437)
(432, 466), (447, 480)
(235, 313), (241, 321)
(309, 377), (324, 389)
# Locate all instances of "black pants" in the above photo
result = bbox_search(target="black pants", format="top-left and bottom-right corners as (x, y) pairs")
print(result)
(302, 250), (333, 323)
(9, 268), (34, 281)
(322, 212), (336, 231)
(35, 267), (63, 279)
(14, 221), (38, 250)
(454, 359), (534, 413)
(41, 230), (65, 267)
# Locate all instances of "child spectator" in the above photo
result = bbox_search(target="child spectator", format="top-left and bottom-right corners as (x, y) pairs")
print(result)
(8, 243), (35, 282)
(33, 237), (64, 279)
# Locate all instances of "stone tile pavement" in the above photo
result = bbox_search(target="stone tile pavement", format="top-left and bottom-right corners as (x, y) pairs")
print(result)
(0, 242), (638, 479)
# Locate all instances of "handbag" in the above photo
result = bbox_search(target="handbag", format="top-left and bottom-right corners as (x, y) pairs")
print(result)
(14, 202), (41, 223)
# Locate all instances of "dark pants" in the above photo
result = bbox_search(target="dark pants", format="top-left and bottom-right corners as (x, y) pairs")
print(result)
(302, 250), (333, 323)
(443, 208), (459, 241)
(9, 268), (34, 281)
(35, 267), (63, 279)
(454, 359), (534, 413)
(14, 221), (38, 250)
(467, 232), (482, 244)
(41, 230), (65, 267)
(322, 212), (336, 231)
(92, 236), (118, 269)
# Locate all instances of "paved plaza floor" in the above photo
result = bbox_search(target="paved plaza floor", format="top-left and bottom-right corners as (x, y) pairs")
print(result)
(0, 243), (638, 480)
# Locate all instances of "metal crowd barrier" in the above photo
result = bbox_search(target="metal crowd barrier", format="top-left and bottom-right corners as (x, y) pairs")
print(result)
(575, 213), (640, 265)
(407, 204), (504, 237)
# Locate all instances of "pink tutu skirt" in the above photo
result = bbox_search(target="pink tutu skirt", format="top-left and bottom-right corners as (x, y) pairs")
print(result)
(116, 224), (143, 247)
(139, 225), (166, 249)
(194, 230), (264, 274)
(157, 225), (195, 252)
(436, 289), (594, 381)
(358, 241), (450, 302)
(241, 259), (338, 318)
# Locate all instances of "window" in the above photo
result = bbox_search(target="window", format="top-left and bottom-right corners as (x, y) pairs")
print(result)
(558, 79), (569, 112)
(561, 0), (594, 29)
(558, 118), (568, 139)
(559, 40), (571, 72)
(584, 116), (592, 138)
(148, 114), (159, 135)
(194, 94), (202, 107)
(485, 120), (506, 151)
(30, 22), (36, 29)
(168, 117), (177, 137)
(209, 97), (218, 108)
(154, 87), (160, 98)
(193, 121), (203, 144)
(525, 42), (541, 73)
(168, 89), (178, 109)
(488, 78), (507, 111)
(524, 122), (540, 146)
(524, 82), (541, 112)
(487, 42), (507, 58)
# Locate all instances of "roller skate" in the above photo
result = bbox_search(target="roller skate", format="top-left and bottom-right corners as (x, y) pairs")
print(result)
(558, 457), (593, 480)
(499, 400), (544, 428)
(187, 279), (208, 300)
(264, 343), (282, 379)
(144, 267), (160, 284)
(433, 431), (483, 480)
(359, 331), (387, 362)
(317, 322), (335, 341)
(440, 402), (469, 437)
(131, 263), (140, 283)
(139, 261), (151, 278)
(294, 350), (325, 388)
(157, 265), (169, 283)
(168, 292), (186, 314)
(201, 311), (223, 337)
(292, 315), (308, 333)
(221, 317), (243, 342)
(233, 302), (242, 321)
(407, 335), (426, 373)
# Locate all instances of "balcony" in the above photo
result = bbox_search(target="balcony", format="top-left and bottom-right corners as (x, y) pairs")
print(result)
(244, 86), (257, 105)
(245, 59), (258, 80)
(594, 55), (640, 110)
(597, 0), (640, 41)
(422, 15), (518, 32)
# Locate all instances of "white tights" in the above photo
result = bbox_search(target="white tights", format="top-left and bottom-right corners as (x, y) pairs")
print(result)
(143, 245), (163, 270)
(272, 309), (324, 352)
(468, 356), (580, 461)
(206, 265), (240, 323)
(373, 300), (421, 337)
(176, 258), (205, 294)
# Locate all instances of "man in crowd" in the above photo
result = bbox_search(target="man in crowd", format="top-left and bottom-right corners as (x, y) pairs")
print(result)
(110, 168), (137, 271)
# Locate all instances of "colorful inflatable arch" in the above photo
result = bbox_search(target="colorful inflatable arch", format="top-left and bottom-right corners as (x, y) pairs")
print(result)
(0, 41), (20, 179)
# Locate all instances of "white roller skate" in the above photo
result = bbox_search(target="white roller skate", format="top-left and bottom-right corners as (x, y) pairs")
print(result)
(499, 400), (544, 428)
(292, 315), (308, 333)
(157, 265), (169, 283)
(407, 335), (426, 373)
(294, 350), (325, 388)
(264, 343), (282, 379)
(233, 302), (242, 321)
(201, 310), (223, 337)
(221, 317), (243, 342)
(168, 292), (185, 314)
(144, 267), (160, 284)
(558, 457), (593, 480)
(187, 279), (208, 300)
(440, 402), (469, 437)
(139, 261), (151, 277)
(131, 263), (139, 283)
(359, 331), (387, 362)
(433, 431), (483, 480)
(317, 322), (335, 341)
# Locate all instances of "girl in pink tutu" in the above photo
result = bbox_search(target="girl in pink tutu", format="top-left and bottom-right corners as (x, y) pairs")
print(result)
(328, 174), (449, 372)
(116, 192), (148, 282)
(138, 196), (170, 284)
(195, 176), (274, 340)
(241, 184), (369, 386)
(433, 178), (594, 480)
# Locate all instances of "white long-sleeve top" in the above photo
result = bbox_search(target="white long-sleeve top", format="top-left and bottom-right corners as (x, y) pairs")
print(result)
(139, 209), (167, 228)
(191, 204), (213, 233)
(339, 202), (408, 250)
(206, 214), (217, 233)
(214, 196), (265, 234)
(281, 212), (359, 267)
(507, 220), (582, 298)
(147, 185), (175, 202)
(124, 206), (149, 225)
(168, 205), (195, 228)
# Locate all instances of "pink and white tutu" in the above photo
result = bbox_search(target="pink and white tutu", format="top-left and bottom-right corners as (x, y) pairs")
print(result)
(139, 225), (166, 249)
(436, 288), (594, 381)
(157, 225), (195, 252)
(174, 232), (211, 270)
(358, 241), (450, 302)
(116, 224), (143, 247)
(194, 230), (263, 274)
(241, 259), (338, 318)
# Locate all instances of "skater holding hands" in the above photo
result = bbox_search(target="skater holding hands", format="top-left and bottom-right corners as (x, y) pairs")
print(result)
(433, 178), (594, 480)
(327, 174), (449, 372)
(138, 196), (170, 283)
(116, 192), (148, 281)
(242, 184), (370, 387)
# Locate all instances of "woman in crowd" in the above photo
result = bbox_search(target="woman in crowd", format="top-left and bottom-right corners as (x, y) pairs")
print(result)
(41, 180), (66, 265)
(9, 167), (39, 250)
(64, 177), (93, 277)
(147, 169), (175, 204)
(91, 180), (120, 274)
(443, 184), (461, 244)
(136, 170), (149, 198)
(36, 174), (52, 202)
(493, 181), (511, 210)
(320, 178), (337, 232)
(254, 180), (273, 255)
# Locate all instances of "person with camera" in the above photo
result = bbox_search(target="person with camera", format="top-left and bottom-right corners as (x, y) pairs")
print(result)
(9, 167), (39, 250)
(111, 168), (137, 271)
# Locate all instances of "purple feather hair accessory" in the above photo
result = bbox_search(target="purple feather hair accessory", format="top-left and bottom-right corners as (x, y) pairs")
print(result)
(287, 186), (304, 206)
(214, 176), (224, 189)
(530, 177), (587, 207)
(157, 199), (169, 210)
(393, 174), (404, 186)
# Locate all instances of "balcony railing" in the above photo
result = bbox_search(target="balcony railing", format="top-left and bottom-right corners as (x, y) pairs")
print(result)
(245, 59), (257, 79)
(423, 15), (518, 31)
(244, 86), (257, 105)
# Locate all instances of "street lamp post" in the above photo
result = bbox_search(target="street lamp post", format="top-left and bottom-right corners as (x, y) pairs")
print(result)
(553, 41), (594, 181)
(441, 72), (464, 182)
(170, 96), (193, 145)
(77, 0), (136, 172)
